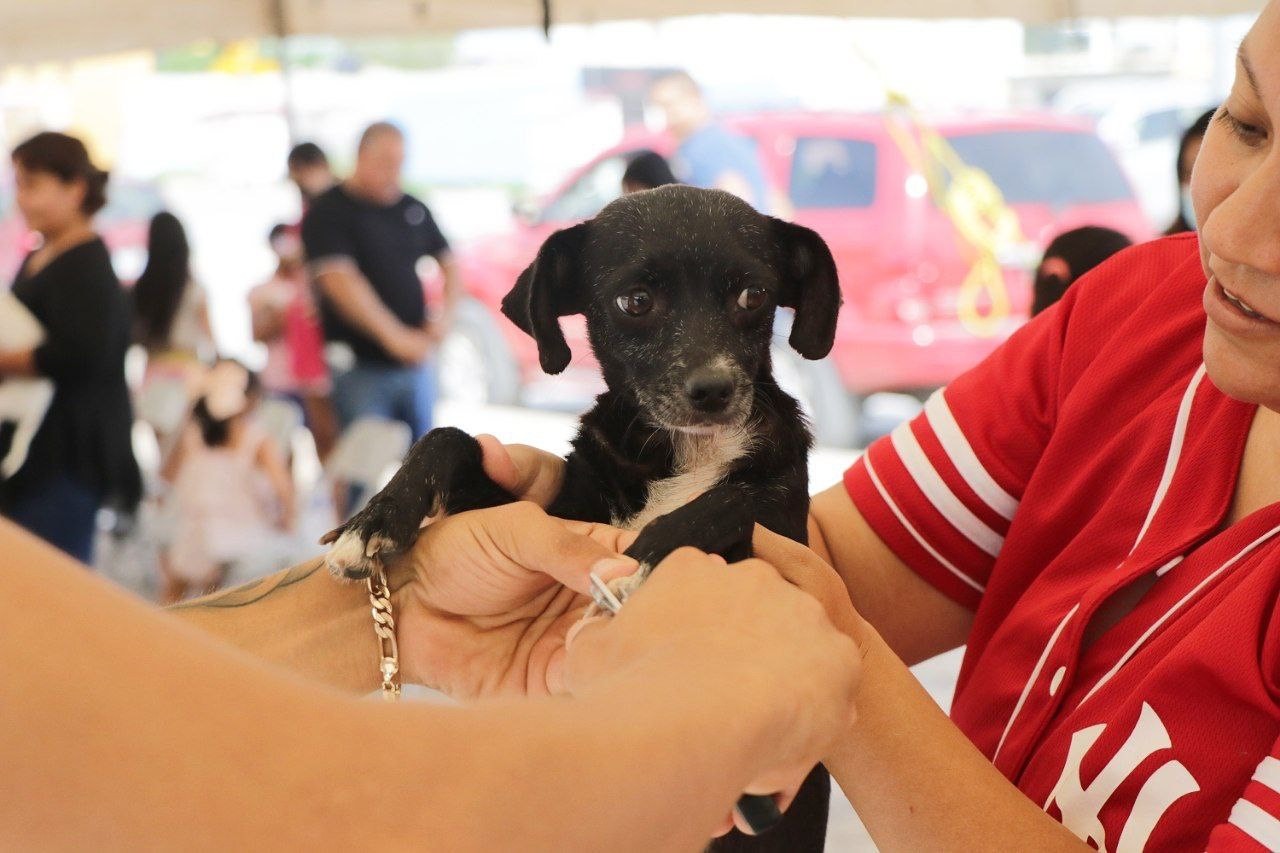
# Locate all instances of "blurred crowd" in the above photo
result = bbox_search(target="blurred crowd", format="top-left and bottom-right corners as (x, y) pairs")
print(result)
(0, 71), (1216, 602)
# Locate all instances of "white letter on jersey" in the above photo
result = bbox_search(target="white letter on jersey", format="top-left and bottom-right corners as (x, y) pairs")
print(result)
(1044, 703), (1199, 852)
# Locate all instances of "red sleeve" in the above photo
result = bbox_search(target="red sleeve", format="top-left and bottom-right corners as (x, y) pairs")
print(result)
(1208, 747), (1280, 851)
(840, 234), (1198, 609)
(843, 288), (1072, 609)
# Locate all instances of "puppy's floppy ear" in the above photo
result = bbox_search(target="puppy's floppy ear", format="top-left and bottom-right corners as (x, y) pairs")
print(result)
(770, 218), (842, 360)
(500, 222), (590, 375)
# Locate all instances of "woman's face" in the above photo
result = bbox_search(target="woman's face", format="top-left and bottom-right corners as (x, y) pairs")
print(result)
(12, 162), (87, 237)
(1195, 0), (1280, 411)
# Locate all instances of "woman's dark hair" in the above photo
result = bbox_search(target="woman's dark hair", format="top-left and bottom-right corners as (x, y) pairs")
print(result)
(1032, 226), (1133, 317)
(622, 150), (679, 191)
(192, 362), (261, 448)
(1164, 107), (1218, 236)
(132, 212), (192, 350)
(11, 131), (109, 216)
(1176, 108), (1217, 184)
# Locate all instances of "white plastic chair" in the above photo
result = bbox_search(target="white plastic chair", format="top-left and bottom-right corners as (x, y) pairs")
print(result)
(325, 416), (413, 499)
(257, 397), (306, 457)
(135, 376), (190, 436)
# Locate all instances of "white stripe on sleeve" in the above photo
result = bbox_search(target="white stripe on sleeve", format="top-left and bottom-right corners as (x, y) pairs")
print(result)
(924, 390), (1019, 521)
(890, 422), (1005, 558)
(1254, 756), (1280, 796)
(864, 455), (985, 594)
(1228, 799), (1280, 850)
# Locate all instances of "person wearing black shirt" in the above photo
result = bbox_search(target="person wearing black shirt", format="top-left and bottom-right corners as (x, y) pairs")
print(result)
(301, 122), (462, 442)
(0, 132), (141, 563)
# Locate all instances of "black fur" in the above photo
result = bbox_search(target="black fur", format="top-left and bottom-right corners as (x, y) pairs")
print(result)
(324, 186), (842, 852)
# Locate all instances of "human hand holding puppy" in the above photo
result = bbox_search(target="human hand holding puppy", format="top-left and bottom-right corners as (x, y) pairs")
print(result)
(386, 500), (861, 831)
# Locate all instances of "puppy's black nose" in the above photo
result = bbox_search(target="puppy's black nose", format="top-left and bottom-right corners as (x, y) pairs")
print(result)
(685, 370), (735, 413)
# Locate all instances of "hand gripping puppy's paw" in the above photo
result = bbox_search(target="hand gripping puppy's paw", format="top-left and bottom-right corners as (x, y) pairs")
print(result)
(320, 495), (432, 581)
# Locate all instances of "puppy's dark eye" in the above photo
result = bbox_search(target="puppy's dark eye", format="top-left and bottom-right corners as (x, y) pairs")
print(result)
(616, 288), (654, 317)
(736, 286), (768, 311)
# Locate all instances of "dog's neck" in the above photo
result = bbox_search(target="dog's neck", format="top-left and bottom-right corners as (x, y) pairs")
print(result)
(612, 419), (754, 531)
(580, 373), (805, 531)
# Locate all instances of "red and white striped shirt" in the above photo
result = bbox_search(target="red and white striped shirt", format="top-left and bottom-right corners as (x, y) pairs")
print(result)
(846, 233), (1280, 851)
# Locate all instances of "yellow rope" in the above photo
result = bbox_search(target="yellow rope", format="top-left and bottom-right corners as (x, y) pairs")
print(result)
(871, 83), (1024, 337)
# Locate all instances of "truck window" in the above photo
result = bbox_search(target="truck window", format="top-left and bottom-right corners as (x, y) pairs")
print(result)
(789, 137), (877, 209)
(943, 130), (1132, 206)
(542, 154), (630, 223)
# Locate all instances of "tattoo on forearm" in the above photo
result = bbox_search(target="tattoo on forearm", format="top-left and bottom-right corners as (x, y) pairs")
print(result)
(167, 559), (325, 610)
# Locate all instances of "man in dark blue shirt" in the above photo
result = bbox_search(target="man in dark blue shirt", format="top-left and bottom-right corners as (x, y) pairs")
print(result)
(302, 123), (461, 444)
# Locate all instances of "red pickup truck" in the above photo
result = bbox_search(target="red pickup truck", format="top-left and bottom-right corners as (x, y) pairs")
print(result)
(442, 110), (1152, 445)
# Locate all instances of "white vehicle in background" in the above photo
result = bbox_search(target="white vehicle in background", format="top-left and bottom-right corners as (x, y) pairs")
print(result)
(1052, 79), (1217, 230)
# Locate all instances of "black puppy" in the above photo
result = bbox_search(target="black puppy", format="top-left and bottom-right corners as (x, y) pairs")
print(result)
(324, 185), (841, 852)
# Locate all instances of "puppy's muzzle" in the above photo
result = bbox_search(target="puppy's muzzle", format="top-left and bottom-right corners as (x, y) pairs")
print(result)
(684, 367), (735, 415)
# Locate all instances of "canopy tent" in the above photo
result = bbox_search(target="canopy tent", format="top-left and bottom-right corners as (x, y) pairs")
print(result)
(0, 0), (1266, 65)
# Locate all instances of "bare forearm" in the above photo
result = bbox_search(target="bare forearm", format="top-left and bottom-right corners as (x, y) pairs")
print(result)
(168, 558), (380, 694)
(316, 267), (407, 347)
(714, 171), (756, 203)
(826, 624), (1086, 852)
(1, 527), (765, 852)
(0, 348), (37, 377)
(439, 256), (463, 315)
(411, 679), (764, 851)
(811, 484), (972, 665)
(250, 306), (284, 342)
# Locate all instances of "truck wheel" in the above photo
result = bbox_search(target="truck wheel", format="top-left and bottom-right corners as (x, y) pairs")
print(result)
(771, 342), (862, 448)
(437, 298), (521, 406)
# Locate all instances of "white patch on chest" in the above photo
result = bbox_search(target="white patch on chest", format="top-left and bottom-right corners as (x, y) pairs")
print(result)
(617, 424), (753, 531)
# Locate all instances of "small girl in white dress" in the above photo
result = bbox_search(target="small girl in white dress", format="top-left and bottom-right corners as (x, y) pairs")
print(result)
(160, 360), (295, 602)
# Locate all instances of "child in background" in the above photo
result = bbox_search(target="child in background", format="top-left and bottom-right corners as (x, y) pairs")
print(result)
(1031, 226), (1134, 317)
(159, 360), (296, 602)
(247, 224), (337, 458)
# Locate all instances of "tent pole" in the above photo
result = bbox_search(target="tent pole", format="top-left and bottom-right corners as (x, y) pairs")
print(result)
(270, 0), (299, 144)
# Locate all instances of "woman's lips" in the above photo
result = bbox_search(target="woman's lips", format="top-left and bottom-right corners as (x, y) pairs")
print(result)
(1219, 283), (1276, 323)
(1205, 275), (1280, 338)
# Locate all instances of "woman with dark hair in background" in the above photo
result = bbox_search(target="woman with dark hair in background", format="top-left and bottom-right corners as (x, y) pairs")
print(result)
(0, 131), (141, 563)
(132, 210), (213, 364)
(622, 149), (680, 193)
(1164, 107), (1218, 235)
(1031, 225), (1134, 317)
(130, 210), (214, 448)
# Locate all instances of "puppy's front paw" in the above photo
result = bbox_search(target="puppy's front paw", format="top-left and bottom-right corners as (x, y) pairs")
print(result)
(321, 497), (428, 580)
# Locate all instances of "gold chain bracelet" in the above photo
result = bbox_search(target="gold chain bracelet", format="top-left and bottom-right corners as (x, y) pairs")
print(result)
(366, 559), (402, 701)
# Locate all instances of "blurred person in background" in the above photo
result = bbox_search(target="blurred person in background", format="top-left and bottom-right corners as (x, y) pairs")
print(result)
(0, 131), (141, 563)
(131, 211), (215, 427)
(286, 141), (336, 209)
(1164, 107), (1218, 235)
(159, 360), (295, 603)
(248, 223), (337, 458)
(1030, 226), (1134, 317)
(302, 122), (462, 451)
(621, 149), (680, 193)
(648, 71), (770, 212)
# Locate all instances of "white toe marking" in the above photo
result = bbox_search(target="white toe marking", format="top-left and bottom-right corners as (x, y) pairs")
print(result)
(327, 529), (368, 570)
